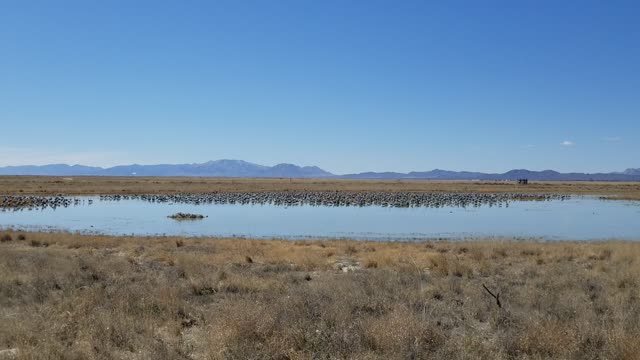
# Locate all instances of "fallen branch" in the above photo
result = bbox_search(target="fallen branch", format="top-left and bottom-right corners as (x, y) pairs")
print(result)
(482, 283), (502, 308)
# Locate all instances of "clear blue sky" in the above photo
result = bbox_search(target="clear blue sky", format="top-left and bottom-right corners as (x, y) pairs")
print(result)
(1, 1), (638, 174)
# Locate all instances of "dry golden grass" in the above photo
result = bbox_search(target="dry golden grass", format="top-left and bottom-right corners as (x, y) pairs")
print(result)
(0, 176), (639, 199)
(1, 231), (640, 359)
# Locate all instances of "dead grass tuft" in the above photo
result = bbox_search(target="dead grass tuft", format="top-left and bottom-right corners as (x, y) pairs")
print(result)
(364, 259), (378, 268)
(345, 244), (358, 255)
(29, 239), (49, 247)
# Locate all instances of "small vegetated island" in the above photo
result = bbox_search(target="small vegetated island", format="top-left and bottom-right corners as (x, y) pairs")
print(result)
(167, 212), (206, 220)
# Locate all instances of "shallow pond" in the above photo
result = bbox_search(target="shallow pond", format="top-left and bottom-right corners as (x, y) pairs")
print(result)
(0, 196), (638, 240)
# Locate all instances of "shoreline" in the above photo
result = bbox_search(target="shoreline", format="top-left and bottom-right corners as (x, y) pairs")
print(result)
(1, 229), (638, 243)
(0, 227), (635, 243)
(1, 176), (639, 200)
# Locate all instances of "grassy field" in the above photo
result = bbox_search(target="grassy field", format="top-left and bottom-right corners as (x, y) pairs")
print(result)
(1, 231), (639, 359)
(1, 176), (639, 200)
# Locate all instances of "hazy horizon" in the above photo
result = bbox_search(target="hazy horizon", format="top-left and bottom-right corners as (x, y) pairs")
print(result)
(0, 158), (637, 176)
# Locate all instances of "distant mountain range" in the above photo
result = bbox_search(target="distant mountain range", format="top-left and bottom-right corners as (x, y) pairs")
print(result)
(0, 160), (331, 178)
(0, 160), (638, 181)
(342, 168), (640, 181)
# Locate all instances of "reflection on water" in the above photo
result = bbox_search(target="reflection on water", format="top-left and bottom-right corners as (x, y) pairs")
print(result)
(0, 196), (639, 240)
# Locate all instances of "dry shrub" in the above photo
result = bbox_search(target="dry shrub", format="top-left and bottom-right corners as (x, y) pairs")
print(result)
(363, 245), (376, 252)
(599, 248), (613, 260)
(492, 247), (508, 258)
(345, 244), (358, 255)
(507, 321), (578, 358)
(29, 239), (48, 247)
(457, 246), (469, 254)
(363, 306), (444, 354)
(364, 259), (378, 268)
(450, 262), (473, 278)
(429, 254), (449, 276)
(301, 253), (328, 271)
(618, 274), (637, 289)
(521, 247), (541, 256)
(468, 247), (485, 261)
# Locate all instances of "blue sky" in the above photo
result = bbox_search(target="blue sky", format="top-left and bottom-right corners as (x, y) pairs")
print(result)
(1, 1), (638, 174)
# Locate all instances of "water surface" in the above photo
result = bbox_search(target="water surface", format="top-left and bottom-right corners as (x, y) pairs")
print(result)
(1, 197), (638, 240)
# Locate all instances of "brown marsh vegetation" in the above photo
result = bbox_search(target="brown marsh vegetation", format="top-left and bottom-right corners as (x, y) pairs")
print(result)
(1, 176), (639, 200)
(1, 231), (640, 359)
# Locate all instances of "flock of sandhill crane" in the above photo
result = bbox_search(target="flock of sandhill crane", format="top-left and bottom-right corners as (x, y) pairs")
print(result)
(1, 191), (568, 211)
